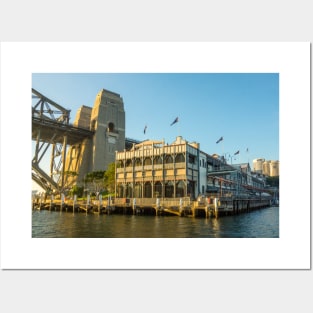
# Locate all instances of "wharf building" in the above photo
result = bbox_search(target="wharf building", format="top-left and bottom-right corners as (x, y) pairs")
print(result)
(115, 137), (203, 199)
(115, 136), (266, 200)
(62, 88), (272, 202)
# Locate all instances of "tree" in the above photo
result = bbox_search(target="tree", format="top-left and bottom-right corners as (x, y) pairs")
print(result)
(69, 185), (84, 197)
(104, 162), (116, 194)
(266, 176), (279, 187)
(84, 170), (105, 195)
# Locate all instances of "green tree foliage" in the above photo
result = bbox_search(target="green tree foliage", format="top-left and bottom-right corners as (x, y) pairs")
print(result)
(82, 165), (116, 196)
(70, 185), (84, 197)
(84, 171), (105, 181)
(84, 170), (105, 195)
(266, 176), (279, 187)
(104, 162), (116, 193)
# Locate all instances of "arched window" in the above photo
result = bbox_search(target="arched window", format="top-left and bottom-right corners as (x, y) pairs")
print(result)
(144, 182), (152, 198)
(117, 184), (124, 198)
(165, 181), (174, 198)
(176, 180), (185, 197)
(164, 155), (173, 164)
(175, 153), (185, 163)
(126, 183), (133, 198)
(135, 158), (141, 167)
(134, 183), (142, 198)
(154, 156), (162, 165)
(108, 122), (114, 132)
(144, 157), (152, 166)
(117, 160), (124, 168)
(154, 181), (162, 198)
(126, 159), (132, 167)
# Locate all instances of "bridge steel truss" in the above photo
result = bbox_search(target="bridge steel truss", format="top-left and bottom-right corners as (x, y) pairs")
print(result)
(32, 88), (93, 193)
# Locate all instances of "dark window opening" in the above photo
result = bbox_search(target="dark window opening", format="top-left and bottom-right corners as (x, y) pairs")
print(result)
(108, 122), (114, 132)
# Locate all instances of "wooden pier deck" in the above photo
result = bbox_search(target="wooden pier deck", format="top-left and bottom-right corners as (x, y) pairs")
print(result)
(33, 196), (272, 218)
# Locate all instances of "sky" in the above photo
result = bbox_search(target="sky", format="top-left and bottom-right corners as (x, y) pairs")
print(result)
(32, 73), (279, 191)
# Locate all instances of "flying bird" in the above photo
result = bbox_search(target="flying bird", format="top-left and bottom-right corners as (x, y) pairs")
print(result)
(170, 117), (179, 126)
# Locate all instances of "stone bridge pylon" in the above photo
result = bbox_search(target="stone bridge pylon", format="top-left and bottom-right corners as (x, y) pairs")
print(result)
(32, 88), (125, 193)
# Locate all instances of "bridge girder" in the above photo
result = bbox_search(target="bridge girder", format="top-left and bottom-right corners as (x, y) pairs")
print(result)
(32, 88), (93, 194)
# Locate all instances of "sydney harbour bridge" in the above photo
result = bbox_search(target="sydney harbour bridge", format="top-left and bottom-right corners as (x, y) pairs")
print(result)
(32, 88), (137, 193)
(32, 88), (94, 192)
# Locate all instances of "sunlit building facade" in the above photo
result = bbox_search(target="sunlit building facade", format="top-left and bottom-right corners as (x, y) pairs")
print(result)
(115, 137), (202, 199)
(253, 158), (279, 177)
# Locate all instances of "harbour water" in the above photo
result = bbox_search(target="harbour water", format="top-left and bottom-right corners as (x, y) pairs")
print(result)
(32, 206), (279, 238)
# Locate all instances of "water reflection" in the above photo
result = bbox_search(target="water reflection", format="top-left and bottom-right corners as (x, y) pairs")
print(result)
(32, 207), (279, 238)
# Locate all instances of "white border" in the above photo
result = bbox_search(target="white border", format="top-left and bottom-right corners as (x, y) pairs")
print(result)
(0, 42), (310, 269)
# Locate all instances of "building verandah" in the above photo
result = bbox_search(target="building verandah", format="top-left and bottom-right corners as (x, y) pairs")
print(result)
(116, 179), (188, 199)
(115, 138), (199, 200)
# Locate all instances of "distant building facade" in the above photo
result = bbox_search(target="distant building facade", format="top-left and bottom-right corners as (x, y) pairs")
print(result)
(253, 158), (279, 177)
(253, 158), (265, 174)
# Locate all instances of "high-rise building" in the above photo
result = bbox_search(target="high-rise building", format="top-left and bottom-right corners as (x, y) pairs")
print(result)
(270, 160), (279, 176)
(253, 158), (279, 176)
(253, 158), (265, 173)
(262, 161), (271, 176)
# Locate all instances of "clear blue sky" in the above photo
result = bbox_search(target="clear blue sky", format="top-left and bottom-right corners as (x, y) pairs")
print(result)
(32, 73), (279, 190)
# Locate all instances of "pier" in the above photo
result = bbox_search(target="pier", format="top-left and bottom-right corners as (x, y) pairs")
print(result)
(32, 196), (272, 218)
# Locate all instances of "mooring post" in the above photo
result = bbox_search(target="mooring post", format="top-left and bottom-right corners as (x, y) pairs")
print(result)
(107, 195), (111, 214)
(98, 194), (102, 213)
(214, 197), (218, 218)
(156, 197), (160, 215)
(179, 197), (183, 216)
(39, 192), (43, 210)
(61, 193), (65, 212)
(205, 197), (209, 218)
(73, 194), (77, 213)
(50, 194), (54, 211)
(132, 198), (136, 215)
(86, 194), (90, 214)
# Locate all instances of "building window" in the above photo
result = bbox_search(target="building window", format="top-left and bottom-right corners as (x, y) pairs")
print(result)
(175, 153), (185, 163)
(117, 160), (124, 168)
(108, 122), (114, 132)
(154, 181), (162, 197)
(176, 180), (185, 197)
(165, 181), (174, 198)
(188, 154), (196, 164)
(144, 157), (152, 166)
(126, 159), (132, 167)
(164, 155), (173, 164)
(135, 158), (141, 167)
(154, 156), (162, 165)
(134, 183), (142, 198)
(144, 182), (152, 198)
(126, 183), (133, 198)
